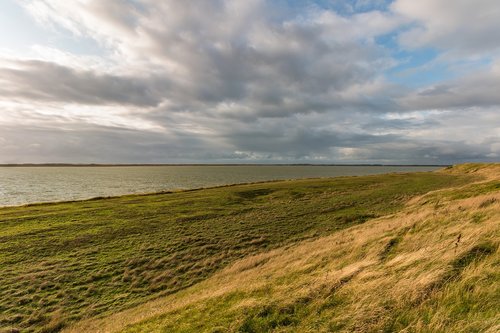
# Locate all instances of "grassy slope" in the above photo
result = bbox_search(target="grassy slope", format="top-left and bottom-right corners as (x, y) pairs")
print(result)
(0, 165), (494, 332)
(64, 164), (500, 333)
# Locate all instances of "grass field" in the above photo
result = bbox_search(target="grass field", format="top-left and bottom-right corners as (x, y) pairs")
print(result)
(1, 164), (498, 332)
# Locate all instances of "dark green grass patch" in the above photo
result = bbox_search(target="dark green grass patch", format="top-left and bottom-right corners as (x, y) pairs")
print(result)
(0, 171), (471, 332)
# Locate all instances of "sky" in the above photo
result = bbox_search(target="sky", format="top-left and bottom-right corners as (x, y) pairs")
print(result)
(0, 0), (499, 164)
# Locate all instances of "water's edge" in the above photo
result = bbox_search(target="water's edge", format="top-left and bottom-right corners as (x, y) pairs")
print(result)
(0, 166), (441, 207)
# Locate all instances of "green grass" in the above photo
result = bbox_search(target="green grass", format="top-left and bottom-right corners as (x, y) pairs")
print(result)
(0, 171), (473, 332)
(112, 165), (499, 333)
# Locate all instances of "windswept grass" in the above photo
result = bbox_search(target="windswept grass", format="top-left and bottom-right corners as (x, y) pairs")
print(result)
(63, 163), (499, 333)
(0, 167), (484, 332)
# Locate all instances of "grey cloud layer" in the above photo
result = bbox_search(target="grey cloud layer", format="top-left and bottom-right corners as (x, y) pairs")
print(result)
(1, 0), (499, 163)
(0, 60), (165, 106)
(398, 65), (500, 110)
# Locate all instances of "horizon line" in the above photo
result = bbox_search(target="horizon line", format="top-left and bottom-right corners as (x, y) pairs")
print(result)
(0, 163), (451, 167)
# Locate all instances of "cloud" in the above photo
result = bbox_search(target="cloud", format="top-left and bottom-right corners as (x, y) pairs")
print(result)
(0, 0), (498, 164)
(6, 0), (405, 133)
(0, 122), (230, 164)
(0, 59), (166, 106)
(393, 0), (500, 55)
(398, 60), (500, 110)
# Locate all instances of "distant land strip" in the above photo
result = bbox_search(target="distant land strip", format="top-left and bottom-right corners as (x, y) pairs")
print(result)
(0, 163), (450, 167)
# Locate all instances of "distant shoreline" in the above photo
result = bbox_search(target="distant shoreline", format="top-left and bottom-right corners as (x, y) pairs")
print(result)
(0, 163), (450, 167)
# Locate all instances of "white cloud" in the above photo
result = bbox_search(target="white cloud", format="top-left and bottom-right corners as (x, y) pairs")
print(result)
(393, 0), (500, 55)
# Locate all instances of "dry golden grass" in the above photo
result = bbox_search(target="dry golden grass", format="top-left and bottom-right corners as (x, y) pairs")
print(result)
(62, 163), (500, 333)
(6, 170), (468, 333)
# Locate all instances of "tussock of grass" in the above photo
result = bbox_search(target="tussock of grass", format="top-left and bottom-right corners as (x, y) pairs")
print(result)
(1, 164), (497, 332)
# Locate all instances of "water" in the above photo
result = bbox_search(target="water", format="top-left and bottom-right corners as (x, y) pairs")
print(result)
(0, 165), (441, 207)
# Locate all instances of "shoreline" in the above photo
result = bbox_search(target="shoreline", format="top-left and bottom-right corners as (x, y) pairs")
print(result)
(0, 169), (443, 209)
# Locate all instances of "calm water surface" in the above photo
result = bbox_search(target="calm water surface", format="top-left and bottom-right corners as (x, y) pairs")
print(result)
(0, 165), (440, 207)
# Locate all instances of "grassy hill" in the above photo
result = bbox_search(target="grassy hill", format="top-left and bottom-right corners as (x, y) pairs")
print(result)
(1, 164), (498, 332)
